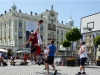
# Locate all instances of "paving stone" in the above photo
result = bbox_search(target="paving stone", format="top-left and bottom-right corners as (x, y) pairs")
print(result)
(0, 60), (99, 75)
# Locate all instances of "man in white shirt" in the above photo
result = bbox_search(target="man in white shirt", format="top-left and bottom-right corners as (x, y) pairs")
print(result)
(43, 46), (48, 70)
(77, 41), (87, 75)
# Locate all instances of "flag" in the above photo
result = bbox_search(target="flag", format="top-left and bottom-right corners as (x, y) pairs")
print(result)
(73, 42), (76, 51)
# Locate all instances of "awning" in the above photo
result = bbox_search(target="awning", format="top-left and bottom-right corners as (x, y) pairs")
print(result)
(17, 50), (30, 53)
(0, 49), (8, 53)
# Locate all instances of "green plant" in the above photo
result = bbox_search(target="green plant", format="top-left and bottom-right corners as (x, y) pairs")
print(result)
(10, 51), (14, 55)
(65, 28), (82, 41)
(94, 35), (100, 45)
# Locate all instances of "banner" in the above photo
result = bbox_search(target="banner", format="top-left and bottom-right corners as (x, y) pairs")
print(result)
(26, 22), (38, 32)
(82, 33), (86, 41)
(26, 21), (42, 47)
(92, 32), (98, 51)
(93, 32), (97, 38)
(73, 41), (76, 51)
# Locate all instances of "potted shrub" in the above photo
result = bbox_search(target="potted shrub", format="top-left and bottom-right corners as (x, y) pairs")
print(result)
(97, 59), (100, 66)
(66, 57), (76, 66)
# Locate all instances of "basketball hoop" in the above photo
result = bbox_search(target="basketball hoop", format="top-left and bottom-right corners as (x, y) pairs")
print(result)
(83, 27), (93, 31)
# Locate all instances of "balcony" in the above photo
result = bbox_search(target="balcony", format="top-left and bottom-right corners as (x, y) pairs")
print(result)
(8, 36), (10, 38)
(86, 45), (94, 47)
(18, 36), (23, 38)
(3, 37), (6, 39)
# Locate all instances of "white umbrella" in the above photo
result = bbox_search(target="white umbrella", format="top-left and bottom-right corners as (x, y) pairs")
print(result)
(0, 49), (8, 53)
(17, 50), (30, 53)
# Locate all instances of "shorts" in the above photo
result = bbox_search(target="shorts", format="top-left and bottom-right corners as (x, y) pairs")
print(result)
(31, 46), (37, 54)
(44, 59), (47, 63)
(80, 57), (87, 66)
(47, 56), (54, 65)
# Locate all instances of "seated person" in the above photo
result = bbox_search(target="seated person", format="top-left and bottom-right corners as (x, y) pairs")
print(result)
(23, 52), (28, 63)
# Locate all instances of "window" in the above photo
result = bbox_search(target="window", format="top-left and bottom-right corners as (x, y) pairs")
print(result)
(53, 25), (56, 30)
(5, 24), (6, 29)
(61, 30), (63, 35)
(89, 41), (91, 45)
(0, 26), (2, 30)
(5, 32), (6, 37)
(18, 31), (22, 37)
(40, 34), (43, 40)
(19, 22), (22, 27)
(40, 27), (43, 32)
(89, 35), (91, 38)
(57, 30), (59, 34)
(9, 31), (10, 36)
(88, 49), (89, 52)
(9, 22), (10, 27)
(0, 34), (2, 38)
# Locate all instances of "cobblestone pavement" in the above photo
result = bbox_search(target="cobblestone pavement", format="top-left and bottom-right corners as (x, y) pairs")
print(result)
(0, 60), (100, 75)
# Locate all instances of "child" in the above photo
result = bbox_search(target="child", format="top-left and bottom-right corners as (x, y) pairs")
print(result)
(23, 52), (28, 63)
(43, 46), (48, 70)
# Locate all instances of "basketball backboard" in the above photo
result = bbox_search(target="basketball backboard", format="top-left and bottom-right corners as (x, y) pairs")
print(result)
(81, 12), (100, 33)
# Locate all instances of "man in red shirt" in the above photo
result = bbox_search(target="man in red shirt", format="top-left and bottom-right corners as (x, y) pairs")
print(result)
(22, 20), (43, 64)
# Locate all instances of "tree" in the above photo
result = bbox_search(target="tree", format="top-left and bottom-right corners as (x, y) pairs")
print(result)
(66, 28), (82, 41)
(65, 28), (82, 56)
(62, 40), (71, 55)
(94, 35), (100, 45)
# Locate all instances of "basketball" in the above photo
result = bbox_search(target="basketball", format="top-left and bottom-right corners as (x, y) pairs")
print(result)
(39, 20), (43, 24)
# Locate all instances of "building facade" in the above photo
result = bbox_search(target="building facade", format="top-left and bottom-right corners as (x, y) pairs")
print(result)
(0, 4), (74, 54)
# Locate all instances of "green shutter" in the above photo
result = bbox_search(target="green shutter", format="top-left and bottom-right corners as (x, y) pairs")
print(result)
(15, 35), (17, 46)
(15, 20), (17, 32)
(24, 22), (26, 33)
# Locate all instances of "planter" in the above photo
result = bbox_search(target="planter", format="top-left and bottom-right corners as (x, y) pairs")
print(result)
(97, 60), (100, 66)
(66, 57), (76, 66)
(71, 60), (75, 66)
(67, 60), (72, 66)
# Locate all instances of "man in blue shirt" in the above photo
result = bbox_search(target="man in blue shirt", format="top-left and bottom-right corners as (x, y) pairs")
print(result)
(46, 40), (57, 75)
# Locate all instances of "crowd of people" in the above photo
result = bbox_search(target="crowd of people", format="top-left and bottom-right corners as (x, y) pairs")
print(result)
(0, 19), (88, 75)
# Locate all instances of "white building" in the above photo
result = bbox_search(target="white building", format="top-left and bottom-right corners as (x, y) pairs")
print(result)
(0, 4), (74, 55)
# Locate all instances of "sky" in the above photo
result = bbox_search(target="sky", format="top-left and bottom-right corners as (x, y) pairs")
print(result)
(0, 0), (100, 28)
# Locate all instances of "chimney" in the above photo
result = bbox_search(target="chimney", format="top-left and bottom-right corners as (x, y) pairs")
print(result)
(46, 9), (48, 11)
(1, 14), (3, 16)
(4, 11), (7, 14)
(30, 11), (33, 15)
(9, 9), (11, 12)
(51, 5), (53, 10)
(62, 21), (63, 24)
(35, 13), (37, 15)
(19, 9), (21, 13)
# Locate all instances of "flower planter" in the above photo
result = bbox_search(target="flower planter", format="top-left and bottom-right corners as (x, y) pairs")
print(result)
(97, 60), (100, 66)
(66, 57), (76, 66)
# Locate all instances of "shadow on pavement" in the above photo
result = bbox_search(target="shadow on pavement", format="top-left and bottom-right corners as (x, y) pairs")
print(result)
(36, 71), (67, 75)
(86, 66), (100, 69)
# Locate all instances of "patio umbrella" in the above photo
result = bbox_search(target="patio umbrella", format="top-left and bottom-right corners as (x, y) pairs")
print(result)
(0, 49), (8, 53)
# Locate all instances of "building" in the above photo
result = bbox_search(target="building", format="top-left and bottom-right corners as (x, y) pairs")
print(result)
(0, 4), (74, 55)
(80, 12), (100, 60)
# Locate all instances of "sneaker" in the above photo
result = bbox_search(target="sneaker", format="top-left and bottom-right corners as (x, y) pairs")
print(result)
(37, 62), (40, 66)
(81, 72), (86, 74)
(54, 70), (57, 75)
(76, 72), (81, 75)
(43, 68), (47, 70)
